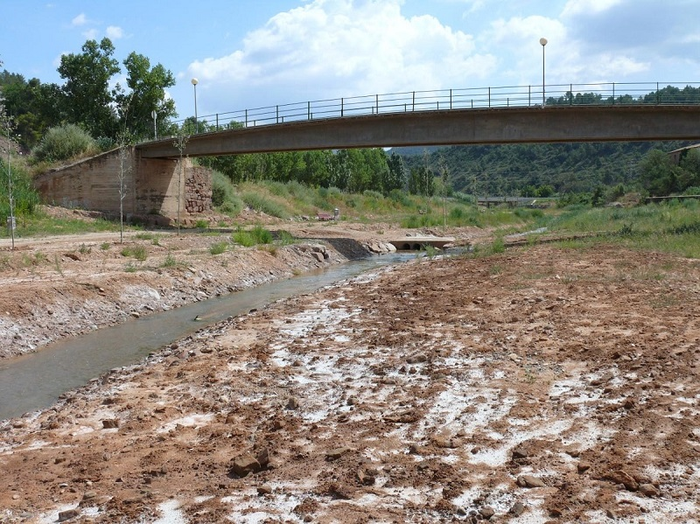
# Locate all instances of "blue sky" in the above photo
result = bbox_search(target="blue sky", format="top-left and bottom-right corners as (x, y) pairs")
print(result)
(2, 0), (699, 121)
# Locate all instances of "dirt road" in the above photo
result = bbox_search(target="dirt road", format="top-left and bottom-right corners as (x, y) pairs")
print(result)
(1, 237), (699, 523)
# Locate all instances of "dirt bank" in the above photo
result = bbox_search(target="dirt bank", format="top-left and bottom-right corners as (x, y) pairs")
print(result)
(1, 243), (699, 523)
(0, 207), (481, 359)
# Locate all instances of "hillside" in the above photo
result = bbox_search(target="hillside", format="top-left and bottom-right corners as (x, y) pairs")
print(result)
(401, 141), (691, 195)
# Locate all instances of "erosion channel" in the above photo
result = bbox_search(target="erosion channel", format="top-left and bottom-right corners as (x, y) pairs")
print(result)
(0, 252), (413, 420)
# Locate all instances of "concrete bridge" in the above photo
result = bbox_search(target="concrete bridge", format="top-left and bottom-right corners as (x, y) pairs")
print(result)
(34, 82), (700, 221)
(138, 105), (700, 159)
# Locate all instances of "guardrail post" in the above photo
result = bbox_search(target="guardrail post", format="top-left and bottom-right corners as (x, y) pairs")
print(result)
(216, 114), (219, 130)
(245, 109), (248, 128)
(341, 98), (344, 117)
(376, 94), (379, 114)
(569, 84), (573, 105)
(488, 87), (491, 108)
(528, 85), (531, 106)
(308, 101), (311, 120)
(657, 82), (660, 104)
(276, 105), (279, 123)
(612, 83), (615, 105)
(450, 89), (453, 110)
(412, 91), (415, 112)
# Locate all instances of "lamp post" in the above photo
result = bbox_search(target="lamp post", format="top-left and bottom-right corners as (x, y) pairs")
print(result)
(151, 109), (157, 140)
(539, 37), (548, 106)
(191, 78), (199, 133)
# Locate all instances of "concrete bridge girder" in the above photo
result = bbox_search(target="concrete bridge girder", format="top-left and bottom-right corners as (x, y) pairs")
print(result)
(137, 105), (700, 158)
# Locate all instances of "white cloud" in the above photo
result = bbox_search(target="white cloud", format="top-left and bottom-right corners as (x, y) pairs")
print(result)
(106, 26), (124, 40)
(82, 29), (99, 40)
(561, 0), (625, 18)
(71, 13), (88, 27)
(187, 0), (495, 108)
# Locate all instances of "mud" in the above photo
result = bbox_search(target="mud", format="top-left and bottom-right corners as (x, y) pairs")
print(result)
(1, 242), (699, 523)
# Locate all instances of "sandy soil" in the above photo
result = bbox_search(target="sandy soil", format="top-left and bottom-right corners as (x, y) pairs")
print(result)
(1, 213), (700, 523)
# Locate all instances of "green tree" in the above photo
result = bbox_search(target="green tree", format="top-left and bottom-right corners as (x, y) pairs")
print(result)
(384, 152), (406, 193)
(58, 38), (120, 138)
(115, 52), (177, 140)
(639, 149), (682, 196)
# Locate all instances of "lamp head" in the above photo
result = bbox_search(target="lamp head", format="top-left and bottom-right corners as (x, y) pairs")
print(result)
(539, 37), (548, 47)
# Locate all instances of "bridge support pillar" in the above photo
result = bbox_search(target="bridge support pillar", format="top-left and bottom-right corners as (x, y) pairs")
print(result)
(33, 147), (212, 224)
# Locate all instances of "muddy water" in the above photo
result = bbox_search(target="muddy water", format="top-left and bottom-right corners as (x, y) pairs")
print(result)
(0, 254), (415, 420)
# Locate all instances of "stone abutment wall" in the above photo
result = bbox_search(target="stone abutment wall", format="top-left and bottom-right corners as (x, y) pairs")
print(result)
(33, 147), (212, 222)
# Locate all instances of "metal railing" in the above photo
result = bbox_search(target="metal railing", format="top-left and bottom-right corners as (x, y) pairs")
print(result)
(178, 81), (700, 135)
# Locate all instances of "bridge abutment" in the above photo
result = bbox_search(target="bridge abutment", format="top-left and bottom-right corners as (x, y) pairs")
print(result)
(33, 147), (212, 224)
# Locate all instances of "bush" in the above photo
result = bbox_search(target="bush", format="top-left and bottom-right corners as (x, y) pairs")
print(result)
(32, 124), (99, 163)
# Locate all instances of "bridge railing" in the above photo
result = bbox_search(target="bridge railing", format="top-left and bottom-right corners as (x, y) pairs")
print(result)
(182, 81), (700, 135)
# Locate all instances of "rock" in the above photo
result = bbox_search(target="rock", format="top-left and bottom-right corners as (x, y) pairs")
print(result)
(605, 470), (639, 491)
(509, 502), (526, 516)
(286, 397), (300, 410)
(639, 483), (659, 497)
(326, 447), (352, 461)
(102, 419), (119, 429)
(577, 461), (591, 473)
(256, 447), (270, 468)
(517, 475), (546, 488)
(512, 446), (529, 460)
(231, 454), (261, 477)
(58, 508), (80, 521)
(257, 484), (273, 496)
(357, 467), (377, 486)
(480, 506), (496, 519)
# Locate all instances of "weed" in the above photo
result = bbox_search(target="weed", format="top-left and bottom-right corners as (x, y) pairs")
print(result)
(121, 245), (148, 262)
(53, 254), (63, 276)
(423, 245), (438, 259)
(100, 242), (111, 251)
(161, 253), (179, 268)
(195, 219), (209, 229)
(79, 243), (91, 254)
(124, 262), (137, 273)
(209, 241), (229, 255)
(489, 264), (503, 275)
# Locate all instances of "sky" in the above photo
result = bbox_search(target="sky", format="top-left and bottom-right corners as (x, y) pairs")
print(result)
(1, 0), (699, 122)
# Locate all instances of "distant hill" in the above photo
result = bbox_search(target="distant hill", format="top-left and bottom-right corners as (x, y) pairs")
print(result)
(398, 141), (691, 195)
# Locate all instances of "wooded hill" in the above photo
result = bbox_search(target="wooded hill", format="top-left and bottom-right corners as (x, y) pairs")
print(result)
(398, 140), (691, 196)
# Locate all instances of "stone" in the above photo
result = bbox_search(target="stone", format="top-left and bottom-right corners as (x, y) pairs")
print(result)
(480, 506), (496, 519)
(509, 502), (526, 516)
(231, 454), (261, 477)
(257, 484), (273, 496)
(58, 509), (80, 521)
(102, 419), (119, 429)
(577, 461), (591, 473)
(326, 447), (351, 461)
(286, 397), (300, 410)
(518, 475), (546, 488)
(256, 447), (270, 468)
(605, 470), (639, 491)
(639, 483), (659, 497)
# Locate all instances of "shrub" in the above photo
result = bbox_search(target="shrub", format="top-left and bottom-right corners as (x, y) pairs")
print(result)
(32, 124), (99, 163)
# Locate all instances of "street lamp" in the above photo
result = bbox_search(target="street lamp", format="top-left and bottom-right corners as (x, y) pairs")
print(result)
(151, 109), (157, 140)
(191, 77), (199, 133)
(539, 37), (548, 106)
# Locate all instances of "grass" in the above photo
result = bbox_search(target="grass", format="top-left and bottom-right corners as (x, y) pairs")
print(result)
(120, 245), (148, 262)
(232, 225), (273, 247)
(209, 241), (229, 255)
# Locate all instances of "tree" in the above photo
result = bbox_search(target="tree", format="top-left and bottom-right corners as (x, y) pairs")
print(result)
(639, 149), (681, 196)
(58, 38), (120, 138)
(384, 152), (406, 194)
(116, 52), (177, 141)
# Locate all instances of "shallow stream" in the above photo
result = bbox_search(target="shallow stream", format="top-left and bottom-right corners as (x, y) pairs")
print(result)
(0, 253), (415, 420)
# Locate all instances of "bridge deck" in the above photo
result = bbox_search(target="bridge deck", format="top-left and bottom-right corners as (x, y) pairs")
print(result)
(138, 105), (700, 158)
